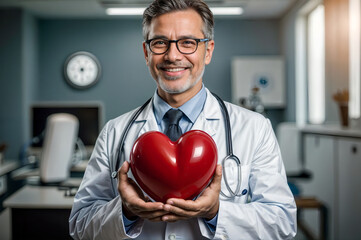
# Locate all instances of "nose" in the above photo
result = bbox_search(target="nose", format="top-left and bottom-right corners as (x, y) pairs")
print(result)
(164, 42), (183, 62)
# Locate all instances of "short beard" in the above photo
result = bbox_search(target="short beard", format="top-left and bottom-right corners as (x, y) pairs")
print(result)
(158, 67), (205, 94)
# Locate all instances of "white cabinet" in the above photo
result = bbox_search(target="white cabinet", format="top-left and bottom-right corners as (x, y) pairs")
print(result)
(337, 138), (361, 240)
(277, 124), (361, 239)
(299, 135), (336, 239)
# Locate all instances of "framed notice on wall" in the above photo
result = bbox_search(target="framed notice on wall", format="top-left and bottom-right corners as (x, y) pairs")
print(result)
(231, 56), (285, 108)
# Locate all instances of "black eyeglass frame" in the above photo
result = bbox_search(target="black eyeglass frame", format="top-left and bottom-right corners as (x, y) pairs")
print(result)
(145, 38), (209, 55)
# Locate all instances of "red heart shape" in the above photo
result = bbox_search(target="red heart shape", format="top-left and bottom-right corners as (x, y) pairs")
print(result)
(130, 130), (218, 203)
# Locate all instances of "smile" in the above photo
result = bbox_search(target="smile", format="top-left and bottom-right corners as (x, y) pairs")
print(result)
(164, 68), (186, 72)
(161, 67), (188, 72)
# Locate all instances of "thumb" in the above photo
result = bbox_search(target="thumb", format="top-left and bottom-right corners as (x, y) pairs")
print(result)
(214, 164), (222, 183)
(208, 164), (222, 192)
(118, 161), (130, 182)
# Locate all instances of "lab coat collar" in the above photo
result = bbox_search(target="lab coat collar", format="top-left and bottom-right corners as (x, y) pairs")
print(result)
(134, 87), (221, 138)
(191, 88), (221, 136)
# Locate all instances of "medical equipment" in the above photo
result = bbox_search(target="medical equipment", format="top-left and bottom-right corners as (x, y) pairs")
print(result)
(40, 113), (79, 184)
(111, 93), (242, 198)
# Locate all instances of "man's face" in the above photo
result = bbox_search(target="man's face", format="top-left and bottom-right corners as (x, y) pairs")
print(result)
(143, 9), (214, 99)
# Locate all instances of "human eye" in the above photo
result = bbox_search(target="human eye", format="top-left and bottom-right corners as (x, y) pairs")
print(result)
(151, 39), (168, 48)
(179, 39), (197, 48)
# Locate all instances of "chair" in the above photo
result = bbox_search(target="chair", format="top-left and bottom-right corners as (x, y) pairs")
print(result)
(295, 197), (328, 240)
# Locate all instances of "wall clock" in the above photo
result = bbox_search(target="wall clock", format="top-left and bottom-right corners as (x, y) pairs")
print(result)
(64, 51), (101, 89)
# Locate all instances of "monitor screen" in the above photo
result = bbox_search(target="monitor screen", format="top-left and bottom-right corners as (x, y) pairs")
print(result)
(30, 102), (103, 147)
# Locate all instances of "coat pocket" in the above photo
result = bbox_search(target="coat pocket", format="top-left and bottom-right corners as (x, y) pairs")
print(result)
(220, 163), (250, 202)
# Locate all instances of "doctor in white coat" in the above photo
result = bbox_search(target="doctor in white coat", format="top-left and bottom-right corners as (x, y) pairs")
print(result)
(69, 0), (297, 239)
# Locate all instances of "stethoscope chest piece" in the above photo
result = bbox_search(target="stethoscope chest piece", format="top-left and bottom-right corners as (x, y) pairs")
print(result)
(221, 154), (242, 198)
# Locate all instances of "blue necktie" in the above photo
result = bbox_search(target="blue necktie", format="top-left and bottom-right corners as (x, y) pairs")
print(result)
(165, 109), (183, 141)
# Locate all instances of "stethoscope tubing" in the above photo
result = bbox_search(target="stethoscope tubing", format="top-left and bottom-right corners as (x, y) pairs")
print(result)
(111, 98), (152, 179)
(211, 93), (242, 198)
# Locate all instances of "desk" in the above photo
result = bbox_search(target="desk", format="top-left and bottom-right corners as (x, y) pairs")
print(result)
(0, 161), (19, 177)
(0, 160), (23, 212)
(11, 159), (88, 180)
(4, 185), (74, 240)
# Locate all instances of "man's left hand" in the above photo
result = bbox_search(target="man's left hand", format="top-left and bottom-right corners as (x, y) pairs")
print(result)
(161, 164), (222, 222)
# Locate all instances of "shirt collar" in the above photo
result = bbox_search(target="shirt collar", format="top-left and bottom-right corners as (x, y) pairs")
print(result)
(153, 84), (207, 125)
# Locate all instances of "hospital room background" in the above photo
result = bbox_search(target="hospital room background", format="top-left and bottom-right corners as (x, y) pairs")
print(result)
(0, 0), (360, 239)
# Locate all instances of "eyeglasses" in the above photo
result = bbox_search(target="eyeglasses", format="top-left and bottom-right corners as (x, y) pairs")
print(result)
(145, 38), (209, 55)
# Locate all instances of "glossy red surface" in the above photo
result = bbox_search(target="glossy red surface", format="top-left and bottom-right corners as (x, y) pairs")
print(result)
(130, 130), (218, 203)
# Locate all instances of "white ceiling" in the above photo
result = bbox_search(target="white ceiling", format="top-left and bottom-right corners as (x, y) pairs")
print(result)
(0, 0), (297, 19)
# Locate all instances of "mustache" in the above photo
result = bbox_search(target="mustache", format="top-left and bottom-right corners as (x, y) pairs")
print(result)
(157, 61), (192, 69)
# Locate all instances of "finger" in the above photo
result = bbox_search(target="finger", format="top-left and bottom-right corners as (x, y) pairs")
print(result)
(138, 209), (168, 220)
(163, 200), (198, 217)
(132, 200), (164, 212)
(119, 161), (129, 175)
(210, 164), (222, 190)
(163, 206), (195, 218)
(117, 161), (130, 186)
(215, 164), (222, 179)
(125, 201), (165, 220)
(162, 213), (188, 222)
(166, 199), (198, 211)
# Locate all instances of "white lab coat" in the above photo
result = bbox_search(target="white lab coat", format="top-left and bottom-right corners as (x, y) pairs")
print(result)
(69, 88), (297, 240)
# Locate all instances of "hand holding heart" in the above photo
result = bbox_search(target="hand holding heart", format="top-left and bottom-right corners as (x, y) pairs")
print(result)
(161, 164), (222, 222)
(117, 130), (222, 222)
(118, 160), (222, 222)
(118, 161), (168, 222)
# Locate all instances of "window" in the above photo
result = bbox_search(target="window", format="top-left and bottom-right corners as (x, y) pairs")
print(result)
(349, 0), (360, 119)
(295, 2), (325, 125)
(307, 5), (325, 124)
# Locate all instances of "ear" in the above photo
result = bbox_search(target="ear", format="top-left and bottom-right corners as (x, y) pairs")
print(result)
(204, 40), (215, 65)
(143, 42), (149, 66)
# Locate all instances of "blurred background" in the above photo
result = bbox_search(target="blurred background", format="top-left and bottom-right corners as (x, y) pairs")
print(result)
(0, 0), (360, 239)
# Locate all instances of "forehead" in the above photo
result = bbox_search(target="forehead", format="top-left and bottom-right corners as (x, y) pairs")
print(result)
(148, 9), (204, 38)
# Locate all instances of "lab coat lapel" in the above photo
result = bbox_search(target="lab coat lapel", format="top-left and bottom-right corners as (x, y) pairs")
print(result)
(191, 89), (222, 137)
(134, 98), (159, 138)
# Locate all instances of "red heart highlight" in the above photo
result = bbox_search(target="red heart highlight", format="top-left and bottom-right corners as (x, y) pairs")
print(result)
(130, 130), (218, 203)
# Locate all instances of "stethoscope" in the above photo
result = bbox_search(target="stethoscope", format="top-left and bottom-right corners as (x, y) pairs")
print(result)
(111, 92), (242, 198)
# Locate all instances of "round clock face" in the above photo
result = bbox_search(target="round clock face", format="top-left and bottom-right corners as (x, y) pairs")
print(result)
(64, 51), (101, 89)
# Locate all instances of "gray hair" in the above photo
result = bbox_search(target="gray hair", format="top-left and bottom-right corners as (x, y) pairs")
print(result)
(142, 0), (214, 40)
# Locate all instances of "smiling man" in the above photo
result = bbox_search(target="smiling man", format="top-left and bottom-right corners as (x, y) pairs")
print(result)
(69, 0), (297, 239)
(144, 9), (213, 107)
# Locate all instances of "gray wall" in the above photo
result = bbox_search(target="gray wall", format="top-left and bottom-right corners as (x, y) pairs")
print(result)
(0, 10), (284, 158)
(37, 18), (282, 118)
(0, 9), (29, 159)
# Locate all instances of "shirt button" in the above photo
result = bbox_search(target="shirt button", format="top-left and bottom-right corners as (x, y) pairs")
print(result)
(168, 234), (176, 240)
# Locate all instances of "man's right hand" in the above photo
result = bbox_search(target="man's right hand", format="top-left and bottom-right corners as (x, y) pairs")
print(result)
(117, 161), (168, 221)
